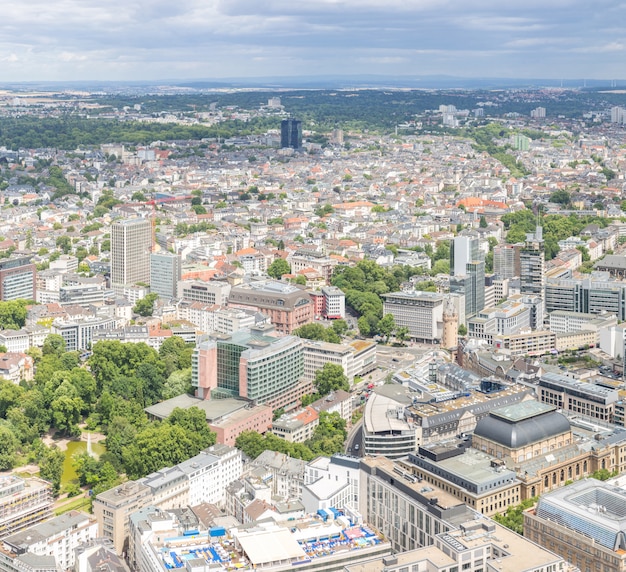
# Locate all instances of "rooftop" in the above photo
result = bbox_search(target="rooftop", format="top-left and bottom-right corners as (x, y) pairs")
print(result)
(491, 401), (555, 423)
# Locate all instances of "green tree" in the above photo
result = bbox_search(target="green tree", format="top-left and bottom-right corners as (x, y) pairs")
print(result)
(493, 497), (537, 535)
(39, 446), (65, 495)
(133, 293), (158, 317)
(458, 324), (467, 336)
(479, 215), (488, 228)
(0, 300), (31, 330)
(0, 425), (18, 470)
(159, 336), (189, 375)
(377, 314), (396, 343)
(357, 316), (371, 337)
(42, 334), (67, 356)
(162, 368), (193, 399)
(396, 326), (409, 345)
(314, 363), (350, 396)
(331, 319), (349, 337)
(294, 323), (340, 344)
(167, 407), (216, 449)
(267, 258), (291, 279)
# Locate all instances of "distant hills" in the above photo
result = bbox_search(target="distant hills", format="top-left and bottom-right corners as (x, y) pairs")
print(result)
(1, 76), (624, 93)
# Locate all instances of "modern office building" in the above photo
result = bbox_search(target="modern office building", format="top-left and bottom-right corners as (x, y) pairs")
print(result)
(58, 284), (105, 306)
(110, 217), (151, 288)
(302, 339), (376, 384)
(353, 459), (566, 572)
(524, 479), (626, 572)
(450, 234), (485, 320)
(493, 244), (520, 279)
(0, 257), (36, 301)
(0, 476), (53, 540)
(192, 326), (305, 410)
(178, 279), (231, 305)
(150, 251), (181, 299)
(280, 118), (302, 149)
(520, 227), (545, 297)
(228, 280), (313, 334)
(545, 275), (626, 320)
(537, 372), (618, 423)
(381, 290), (444, 342)
(52, 316), (115, 351)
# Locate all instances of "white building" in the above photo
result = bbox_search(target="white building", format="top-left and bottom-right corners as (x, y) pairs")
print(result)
(302, 455), (360, 514)
(322, 286), (345, 319)
(1, 511), (97, 572)
(382, 290), (444, 342)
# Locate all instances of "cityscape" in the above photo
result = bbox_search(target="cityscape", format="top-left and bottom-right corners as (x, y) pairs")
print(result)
(1, 2), (626, 571)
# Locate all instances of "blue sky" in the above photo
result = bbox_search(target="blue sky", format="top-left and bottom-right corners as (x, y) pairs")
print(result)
(0, 0), (624, 81)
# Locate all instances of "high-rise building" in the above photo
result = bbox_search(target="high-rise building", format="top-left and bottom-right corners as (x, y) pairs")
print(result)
(111, 218), (151, 288)
(0, 257), (36, 301)
(150, 251), (181, 298)
(493, 244), (520, 279)
(192, 326), (305, 410)
(520, 227), (545, 297)
(450, 234), (485, 320)
(280, 118), (302, 149)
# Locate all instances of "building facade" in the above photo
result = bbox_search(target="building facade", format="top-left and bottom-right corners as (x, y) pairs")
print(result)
(111, 217), (151, 288)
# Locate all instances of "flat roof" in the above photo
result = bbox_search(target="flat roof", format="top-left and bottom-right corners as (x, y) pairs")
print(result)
(145, 395), (250, 422)
(236, 526), (306, 565)
(490, 401), (555, 423)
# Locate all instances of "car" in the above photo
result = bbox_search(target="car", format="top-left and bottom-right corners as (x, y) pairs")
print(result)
(354, 443), (360, 451)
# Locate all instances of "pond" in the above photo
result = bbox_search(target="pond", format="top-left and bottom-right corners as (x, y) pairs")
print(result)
(60, 440), (106, 487)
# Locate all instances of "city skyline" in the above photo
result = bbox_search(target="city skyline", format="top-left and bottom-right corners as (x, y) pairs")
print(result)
(0, 0), (625, 83)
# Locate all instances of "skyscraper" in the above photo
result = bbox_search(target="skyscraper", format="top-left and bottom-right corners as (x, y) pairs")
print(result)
(450, 234), (485, 320)
(520, 227), (545, 296)
(280, 118), (302, 149)
(111, 218), (151, 288)
(150, 251), (181, 299)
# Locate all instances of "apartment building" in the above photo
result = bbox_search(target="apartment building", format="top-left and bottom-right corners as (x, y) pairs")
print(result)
(302, 339), (376, 386)
(93, 446), (242, 555)
(492, 330), (557, 357)
(110, 218), (151, 289)
(271, 406), (319, 443)
(0, 511), (97, 572)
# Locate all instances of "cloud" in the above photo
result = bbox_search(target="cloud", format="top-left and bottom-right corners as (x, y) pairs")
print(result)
(0, 0), (622, 80)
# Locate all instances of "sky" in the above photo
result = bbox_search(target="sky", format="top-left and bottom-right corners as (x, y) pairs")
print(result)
(1, 0), (625, 83)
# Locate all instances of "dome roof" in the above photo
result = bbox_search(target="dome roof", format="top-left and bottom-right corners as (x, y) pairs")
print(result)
(473, 401), (570, 449)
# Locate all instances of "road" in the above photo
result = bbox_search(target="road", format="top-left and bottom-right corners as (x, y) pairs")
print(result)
(345, 420), (363, 457)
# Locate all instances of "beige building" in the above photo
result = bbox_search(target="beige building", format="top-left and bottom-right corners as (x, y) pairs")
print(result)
(271, 406), (319, 442)
(493, 330), (556, 357)
(110, 217), (151, 289)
